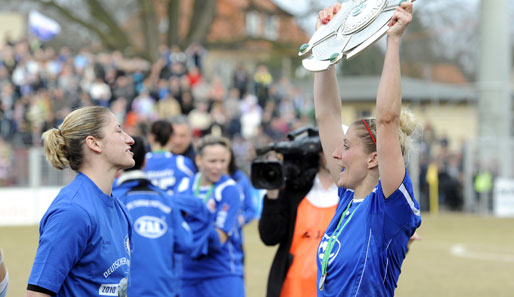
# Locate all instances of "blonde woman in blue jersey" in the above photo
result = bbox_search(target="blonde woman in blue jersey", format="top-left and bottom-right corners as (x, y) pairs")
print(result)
(313, 2), (421, 297)
(26, 106), (134, 297)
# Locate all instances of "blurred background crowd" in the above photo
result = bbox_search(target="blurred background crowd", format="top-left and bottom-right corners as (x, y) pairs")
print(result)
(0, 36), (476, 212)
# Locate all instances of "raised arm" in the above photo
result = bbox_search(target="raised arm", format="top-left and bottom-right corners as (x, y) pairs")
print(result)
(313, 4), (344, 184)
(376, 2), (413, 197)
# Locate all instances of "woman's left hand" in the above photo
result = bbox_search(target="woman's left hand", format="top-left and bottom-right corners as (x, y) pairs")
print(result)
(387, 1), (413, 40)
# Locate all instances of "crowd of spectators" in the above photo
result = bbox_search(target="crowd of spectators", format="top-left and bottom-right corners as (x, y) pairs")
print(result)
(0, 37), (315, 186)
(0, 37), (479, 212)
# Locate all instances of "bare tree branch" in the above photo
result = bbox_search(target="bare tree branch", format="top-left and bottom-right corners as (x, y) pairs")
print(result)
(166, 0), (180, 47)
(85, 0), (133, 51)
(183, 0), (217, 47)
(137, 0), (159, 59)
(41, 0), (116, 48)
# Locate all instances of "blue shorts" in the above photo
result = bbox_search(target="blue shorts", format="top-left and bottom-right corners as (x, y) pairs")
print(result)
(181, 276), (245, 297)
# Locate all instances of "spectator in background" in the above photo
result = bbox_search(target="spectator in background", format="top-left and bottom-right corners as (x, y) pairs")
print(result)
(89, 76), (111, 107)
(188, 101), (212, 137)
(169, 76), (183, 104)
(170, 115), (197, 163)
(186, 43), (207, 72)
(224, 88), (242, 137)
(157, 94), (182, 120)
(113, 136), (193, 297)
(170, 45), (187, 66)
(187, 66), (203, 88)
(145, 120), (196, 195)
(180, 91), (195, 115)
(240, 94), (262, 140)
(131, 89), (157, 122)
(232, 64), (249, 99)
(253, 65), (272, 108)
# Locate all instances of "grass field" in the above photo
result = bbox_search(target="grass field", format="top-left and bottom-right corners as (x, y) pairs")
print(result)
(1, 213), (514, 297)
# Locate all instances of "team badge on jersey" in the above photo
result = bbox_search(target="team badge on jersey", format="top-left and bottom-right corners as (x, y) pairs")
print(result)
(206, 198), (216, 213)
(134, 216), (168, 239)
(318, 233), (341, 265)
(124, 235), (130, 256)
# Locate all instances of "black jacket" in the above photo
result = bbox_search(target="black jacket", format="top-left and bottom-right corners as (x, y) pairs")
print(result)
(258, 181), (314, 297)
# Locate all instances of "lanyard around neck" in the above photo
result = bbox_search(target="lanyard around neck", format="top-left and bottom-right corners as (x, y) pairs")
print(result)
(321, 200), (361, 278)
(194, 174), (215, 204)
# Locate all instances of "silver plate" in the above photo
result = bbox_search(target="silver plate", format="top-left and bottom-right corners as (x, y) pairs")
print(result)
(344, 8), (395, 52)
(340, 0), (387, 35)
(301, 0), (412, 72)
(302, 55), (333, 72)
(298, 1), (352, 57)
(312, 34), (352, 61)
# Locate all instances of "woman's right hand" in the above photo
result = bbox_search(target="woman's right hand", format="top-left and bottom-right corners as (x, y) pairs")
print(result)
(316, 3), (342, 30)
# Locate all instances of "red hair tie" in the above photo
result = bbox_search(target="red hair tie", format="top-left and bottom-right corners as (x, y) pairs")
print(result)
(361, 118), (376, 147)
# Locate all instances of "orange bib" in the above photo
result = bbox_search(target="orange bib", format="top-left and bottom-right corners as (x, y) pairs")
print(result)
(280, 198), (337, 297)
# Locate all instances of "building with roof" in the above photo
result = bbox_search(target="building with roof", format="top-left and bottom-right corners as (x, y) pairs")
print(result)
(296, 75), (480, 151)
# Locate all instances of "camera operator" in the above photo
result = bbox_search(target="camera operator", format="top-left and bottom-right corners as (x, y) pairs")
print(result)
(256, 127), (344, 297)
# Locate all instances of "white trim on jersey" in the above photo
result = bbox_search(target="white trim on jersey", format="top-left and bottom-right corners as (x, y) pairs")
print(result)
(354, 229), (372, 297)
(177, 177), (191, 193)
(177, 155), (195, 177)
(214, 179), (237, 202)
(383, 239), (393, 283)
(399, 184), (421, 216)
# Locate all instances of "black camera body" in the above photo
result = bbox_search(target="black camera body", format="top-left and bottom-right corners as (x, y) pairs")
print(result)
(251, 126), (321, 189)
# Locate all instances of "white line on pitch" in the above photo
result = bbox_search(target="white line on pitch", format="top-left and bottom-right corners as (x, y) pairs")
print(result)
(450, 244), (514, 263)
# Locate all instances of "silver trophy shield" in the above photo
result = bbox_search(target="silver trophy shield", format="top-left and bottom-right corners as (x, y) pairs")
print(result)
(299, 0), (412, 72)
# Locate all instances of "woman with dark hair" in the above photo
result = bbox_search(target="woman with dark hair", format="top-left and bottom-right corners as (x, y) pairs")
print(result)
(114, 136), (193, 297)
(145, 119), (196, 195)
(26, 106), (134, 297)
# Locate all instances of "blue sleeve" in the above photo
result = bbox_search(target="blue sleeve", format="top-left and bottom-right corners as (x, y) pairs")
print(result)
(238, 173), (258, 225)
(381, 171), (422, 239)
(171, 194), (214, 258)
(215, 185), (241, 235)
(171, 205), (193, 254)
(184, 157), (197, 176)
(172, 194), (213, 223)
(28, 203), (91, 293)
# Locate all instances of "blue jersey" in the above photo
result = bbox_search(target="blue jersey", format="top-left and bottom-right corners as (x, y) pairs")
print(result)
(232, 169), (258, 226)
(317, 170), (421, 297)
(230, 170), (258, 274)
(176, 173), (243, 280)
(28, 173), (132, 297)
(144, 152), (196, 195)
(113, 171), (193, 297)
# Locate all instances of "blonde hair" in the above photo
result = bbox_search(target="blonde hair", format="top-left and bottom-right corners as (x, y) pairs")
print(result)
(196, 134), (231, 156)
(41, 106), (111, 171)
(352, 110), (418, 157)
